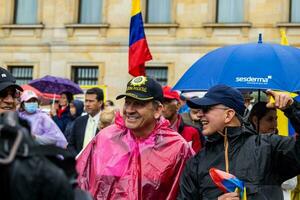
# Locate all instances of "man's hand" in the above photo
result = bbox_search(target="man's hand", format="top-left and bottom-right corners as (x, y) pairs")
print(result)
(217, 192), (240, 200)
(266, 90), (294, 110)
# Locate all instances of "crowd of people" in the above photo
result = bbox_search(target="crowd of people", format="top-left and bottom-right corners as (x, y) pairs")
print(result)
(1, 66), (300, 200)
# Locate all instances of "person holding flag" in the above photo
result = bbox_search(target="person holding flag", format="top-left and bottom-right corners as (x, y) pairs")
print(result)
(272, 29), (299, 200)
(177, 84), (300, 200)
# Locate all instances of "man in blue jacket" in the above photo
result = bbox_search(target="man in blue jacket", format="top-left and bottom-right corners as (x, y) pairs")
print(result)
(177, 84), (300, 200)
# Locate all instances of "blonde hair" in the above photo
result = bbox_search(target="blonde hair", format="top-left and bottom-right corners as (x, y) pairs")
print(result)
(99, 107), (115, 129)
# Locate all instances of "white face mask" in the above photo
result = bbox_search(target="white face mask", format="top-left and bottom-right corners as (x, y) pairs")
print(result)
(24, 102), (38, 113)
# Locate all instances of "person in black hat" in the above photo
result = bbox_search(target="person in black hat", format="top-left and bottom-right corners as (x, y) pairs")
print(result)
(76, 76), (193, 200)
(0, 68), (78, 199)
(178, 84), (300, 200)
(0, 67), (23, 113)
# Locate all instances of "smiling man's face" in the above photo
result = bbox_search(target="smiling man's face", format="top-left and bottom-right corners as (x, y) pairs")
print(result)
(122, 97), (162, 137)
(0, 86), (19, 113)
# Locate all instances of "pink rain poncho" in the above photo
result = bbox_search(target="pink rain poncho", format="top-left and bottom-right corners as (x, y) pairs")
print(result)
(76, 113), (193, 200)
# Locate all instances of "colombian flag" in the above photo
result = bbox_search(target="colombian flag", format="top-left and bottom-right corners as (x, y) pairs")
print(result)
(209, 168), (247, 200)
(129, 0), (152, 77)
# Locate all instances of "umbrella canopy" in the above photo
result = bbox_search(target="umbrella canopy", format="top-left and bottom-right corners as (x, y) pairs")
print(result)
(29, 75), (83, 95)
(21, 84), (62, 105)
(173, 42), (300, 92)
(21, 84), (61, 100)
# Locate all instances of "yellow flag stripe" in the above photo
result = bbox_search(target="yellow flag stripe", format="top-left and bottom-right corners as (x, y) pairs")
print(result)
(277, 29), (290, 136)
(243, 187), (247, 200)
(277, 110), (289, 136)
(131, 0), (141, 17)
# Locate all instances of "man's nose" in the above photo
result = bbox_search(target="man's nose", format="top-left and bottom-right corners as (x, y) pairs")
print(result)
(125, 103), (135, 112)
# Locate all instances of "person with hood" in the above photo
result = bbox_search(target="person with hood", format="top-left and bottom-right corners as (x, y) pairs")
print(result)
(177, 84), (300, 200)
(19, 90), (68, 148)
(76, 76), (193, 200)
(64, 99), (84, 143)
(51, 91), (73, 132)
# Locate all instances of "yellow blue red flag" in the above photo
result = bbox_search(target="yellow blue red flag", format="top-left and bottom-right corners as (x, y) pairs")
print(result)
(129, 0), (152, 77)
(209, 168), (247, 200)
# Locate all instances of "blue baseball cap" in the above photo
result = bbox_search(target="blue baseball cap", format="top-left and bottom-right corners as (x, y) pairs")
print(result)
(187, 84), (246, 116)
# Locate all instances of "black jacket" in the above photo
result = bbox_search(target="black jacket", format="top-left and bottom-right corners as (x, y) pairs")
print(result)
(52, 106), (72, 133)
(0, 112), (74, 200)
(64, 100), (84, 143)
(67, 115), (89, 154)
(177, 101), (300, 200)
(67, 115), (99, 154)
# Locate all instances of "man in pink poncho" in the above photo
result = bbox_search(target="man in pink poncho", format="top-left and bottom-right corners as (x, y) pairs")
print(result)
(76, 76), (193, 200)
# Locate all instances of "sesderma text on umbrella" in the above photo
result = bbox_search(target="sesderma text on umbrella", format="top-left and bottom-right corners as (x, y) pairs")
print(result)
(235, 76), (272, 85)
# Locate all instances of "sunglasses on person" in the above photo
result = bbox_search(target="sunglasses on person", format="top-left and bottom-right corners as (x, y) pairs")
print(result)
(200, 105), (230, 114)
(0, 87), (21, 99)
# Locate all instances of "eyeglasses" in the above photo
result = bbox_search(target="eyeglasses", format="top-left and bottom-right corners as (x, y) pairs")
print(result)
(201, 106), (230, 114)
(0, 87), (20, 99)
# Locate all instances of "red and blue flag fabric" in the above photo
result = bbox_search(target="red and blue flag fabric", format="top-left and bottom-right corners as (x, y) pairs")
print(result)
(129, 0), (152, 77)
(209, 168), (247, 200)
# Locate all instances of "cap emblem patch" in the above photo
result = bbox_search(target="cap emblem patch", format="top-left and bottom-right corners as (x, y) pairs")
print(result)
(130, 76), (147, 86)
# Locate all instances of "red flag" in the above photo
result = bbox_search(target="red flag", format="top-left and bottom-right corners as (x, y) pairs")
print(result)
(129, 0), (152, 77)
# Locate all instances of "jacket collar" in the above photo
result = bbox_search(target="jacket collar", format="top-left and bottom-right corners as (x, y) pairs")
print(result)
(206, 124), (255, 144)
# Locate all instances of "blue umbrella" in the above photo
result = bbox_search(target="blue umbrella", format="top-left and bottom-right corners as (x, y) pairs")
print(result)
(29, 75), (83, 95)
(173, 41), (300, 92)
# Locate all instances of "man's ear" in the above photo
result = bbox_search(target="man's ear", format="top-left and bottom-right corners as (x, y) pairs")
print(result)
(224, 109), (236, 123)
(175, 100), (181, 111)
(154, 103), (163, 119)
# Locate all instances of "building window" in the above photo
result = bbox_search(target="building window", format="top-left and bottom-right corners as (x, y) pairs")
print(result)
(146, 0), (171, 23)
(8, 66), (33, 85)
(217, 0), (244, 23)
(72, 66), (98, 85)
(78, 0), (103, 24)
(290, 0), (300, 22)
(146, 67), (168, 86)
(14, 0), (38, 24)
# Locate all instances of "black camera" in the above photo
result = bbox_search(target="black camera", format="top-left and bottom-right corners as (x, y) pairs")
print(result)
(0, 111), (91, 200)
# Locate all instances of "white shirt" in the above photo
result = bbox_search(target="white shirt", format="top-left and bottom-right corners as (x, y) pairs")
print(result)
(82, 112), (101, 149)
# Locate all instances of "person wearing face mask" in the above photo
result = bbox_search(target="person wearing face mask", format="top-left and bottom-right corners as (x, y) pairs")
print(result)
(18, 90), (67, 148)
